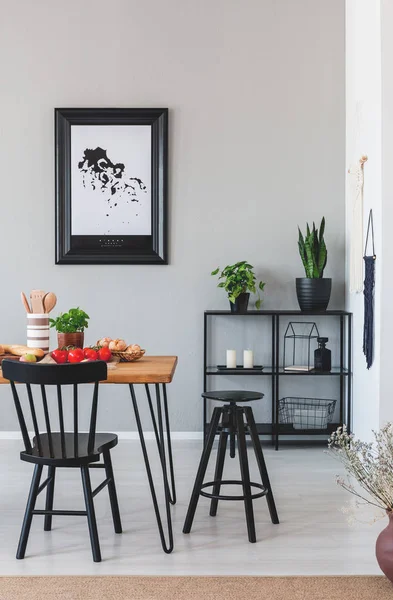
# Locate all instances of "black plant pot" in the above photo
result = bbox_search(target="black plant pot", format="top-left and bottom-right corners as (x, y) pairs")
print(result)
(296, 278), (332, 311)
(229, 292), (250, 313)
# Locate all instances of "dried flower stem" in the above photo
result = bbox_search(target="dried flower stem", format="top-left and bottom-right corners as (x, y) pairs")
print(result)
(328, 424), (393, 511)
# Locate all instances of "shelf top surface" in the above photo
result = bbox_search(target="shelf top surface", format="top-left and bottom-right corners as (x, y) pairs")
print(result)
(205, 310), (352, 316)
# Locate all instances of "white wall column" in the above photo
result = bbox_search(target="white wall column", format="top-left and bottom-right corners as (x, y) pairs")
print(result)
(379, 0), (393, 426)
(345, 0), (382, 439)
(346, 0), (393, 435)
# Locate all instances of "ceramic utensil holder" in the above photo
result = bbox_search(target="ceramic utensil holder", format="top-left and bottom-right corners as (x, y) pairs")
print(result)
(27, 313), (50, 353)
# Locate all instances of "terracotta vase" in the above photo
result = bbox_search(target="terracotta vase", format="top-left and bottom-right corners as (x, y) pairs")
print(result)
(376, 511), (393, 581)
(57, 332), (84, 349)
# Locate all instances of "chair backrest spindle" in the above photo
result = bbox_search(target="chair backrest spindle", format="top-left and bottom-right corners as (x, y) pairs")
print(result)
(88, 382), (99, 454)
(41, 385), (54, 458)
(73, 383), (79, 457)
(57, 384), (66, 458)
(26, 383), (42, 456)
(10, 381), (32, 453)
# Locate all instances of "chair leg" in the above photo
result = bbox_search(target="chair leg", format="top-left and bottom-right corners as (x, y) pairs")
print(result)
(236, 408), (256, 543)
(103, 449), (122, 534)
(183, 407), (222, 534)
(44, 466), (56, 531)
(81, 466), (101, 562)
(17, 464), (43, 559)
(245, 406), (279, 524)
(209, 429), (228, 517)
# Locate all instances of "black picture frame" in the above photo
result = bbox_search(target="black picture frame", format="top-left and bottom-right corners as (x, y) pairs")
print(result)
(55, 108), (168, 264)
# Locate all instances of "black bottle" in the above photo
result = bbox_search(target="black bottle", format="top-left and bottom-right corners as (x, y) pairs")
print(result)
(314, 337), (331, 372)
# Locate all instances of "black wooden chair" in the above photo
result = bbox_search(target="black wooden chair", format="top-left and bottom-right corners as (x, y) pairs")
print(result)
(2, 359), (122, 562)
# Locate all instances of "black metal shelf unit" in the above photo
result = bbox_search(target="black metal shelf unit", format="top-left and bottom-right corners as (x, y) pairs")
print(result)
(203, 309), (352, 450)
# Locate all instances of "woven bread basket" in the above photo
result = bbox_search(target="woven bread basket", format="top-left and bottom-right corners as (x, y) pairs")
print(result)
(110, 349), (145, 363)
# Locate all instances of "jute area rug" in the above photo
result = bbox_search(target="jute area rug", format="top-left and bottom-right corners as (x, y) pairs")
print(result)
(0, 576), (391, 600)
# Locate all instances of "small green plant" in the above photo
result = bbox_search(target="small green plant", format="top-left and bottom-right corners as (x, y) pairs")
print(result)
(211, 261), (266, 309)
(298, 217), (327, 278)
(49, 308), (90, 333)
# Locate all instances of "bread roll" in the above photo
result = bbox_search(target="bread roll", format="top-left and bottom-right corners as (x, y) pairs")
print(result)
(97, 337), (112, 348)
(109, 339), (127, 351)
(126, 344), (141, 353)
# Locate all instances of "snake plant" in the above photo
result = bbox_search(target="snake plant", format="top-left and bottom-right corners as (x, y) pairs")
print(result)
(298, 217), (327, 278)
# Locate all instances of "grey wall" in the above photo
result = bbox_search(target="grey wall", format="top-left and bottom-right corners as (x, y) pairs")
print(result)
(0, 0), (345, 432)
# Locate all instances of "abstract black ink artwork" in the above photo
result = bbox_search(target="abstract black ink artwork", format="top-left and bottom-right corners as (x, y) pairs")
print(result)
(78, 147), (147, 201)
(55, 108), (168, 264)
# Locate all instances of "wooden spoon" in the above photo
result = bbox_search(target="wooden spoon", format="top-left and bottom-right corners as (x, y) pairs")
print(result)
(21, 292), (31, 313)
(43, 292), (57, 314)
(30, 290), (46, 313)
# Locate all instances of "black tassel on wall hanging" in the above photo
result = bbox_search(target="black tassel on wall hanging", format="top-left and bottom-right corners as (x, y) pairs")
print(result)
(363, 209), (376, 369)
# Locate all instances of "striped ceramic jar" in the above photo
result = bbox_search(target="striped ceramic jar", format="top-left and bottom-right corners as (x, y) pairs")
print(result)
(27, 314), (50, 353)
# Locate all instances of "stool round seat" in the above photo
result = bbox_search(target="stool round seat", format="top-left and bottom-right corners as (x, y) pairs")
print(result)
(201, 390), (264, 403)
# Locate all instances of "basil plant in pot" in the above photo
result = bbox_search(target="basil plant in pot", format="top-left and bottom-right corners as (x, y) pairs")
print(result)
(211, 261), (266, 312)
(49, 307), (90, 349)
(297, 217), (331, 311)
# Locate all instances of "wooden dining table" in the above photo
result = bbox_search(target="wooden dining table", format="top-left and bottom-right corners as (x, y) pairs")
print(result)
(0, 355), (178, 554)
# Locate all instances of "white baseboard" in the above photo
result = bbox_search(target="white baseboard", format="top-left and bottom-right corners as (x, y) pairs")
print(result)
(118, 431), (203, 440)
(0, 431), (203, 441)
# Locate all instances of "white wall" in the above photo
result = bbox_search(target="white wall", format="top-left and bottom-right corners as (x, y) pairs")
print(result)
(346, 0), (393, 435)
(0, 0), (345, 431)
(345, 0), (382, 439)
(379, 0), (393, 425)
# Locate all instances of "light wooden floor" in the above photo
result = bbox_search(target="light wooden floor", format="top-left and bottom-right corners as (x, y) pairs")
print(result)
(0, 439), (384, 576)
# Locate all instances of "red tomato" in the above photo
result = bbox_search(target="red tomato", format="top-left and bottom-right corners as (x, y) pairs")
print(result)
(97, 347), (112, 362)
(51, 349), (68, 364)
(83, 348), (98, 361)
(68, 348), (85, 363)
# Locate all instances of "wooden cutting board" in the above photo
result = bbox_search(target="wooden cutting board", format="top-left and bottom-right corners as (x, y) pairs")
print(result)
(0, 354), (21, 364)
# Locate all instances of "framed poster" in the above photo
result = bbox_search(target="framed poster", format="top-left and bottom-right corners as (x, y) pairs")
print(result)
(55, 108), (168, 264)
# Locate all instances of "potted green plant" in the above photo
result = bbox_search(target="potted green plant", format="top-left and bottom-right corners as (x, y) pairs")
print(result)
(211, 261), (265, 312)
(297, 217), (331, 311)
(49, 307), (90, 349)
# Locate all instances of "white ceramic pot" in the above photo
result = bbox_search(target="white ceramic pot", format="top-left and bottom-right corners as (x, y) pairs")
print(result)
(27, 313), (49, 352)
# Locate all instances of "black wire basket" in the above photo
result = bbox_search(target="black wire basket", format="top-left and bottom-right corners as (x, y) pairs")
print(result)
(278, 397), (336, 430)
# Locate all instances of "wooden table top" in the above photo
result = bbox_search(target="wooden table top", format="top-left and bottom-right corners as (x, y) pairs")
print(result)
(0, 356), (178, 385)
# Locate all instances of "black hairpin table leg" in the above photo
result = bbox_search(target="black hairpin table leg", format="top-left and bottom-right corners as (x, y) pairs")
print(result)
(129, 384), (174, 554)
(145, 383), (176, 505)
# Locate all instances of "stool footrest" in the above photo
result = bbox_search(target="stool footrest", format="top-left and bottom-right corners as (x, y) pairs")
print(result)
(200, 480), (267, 501)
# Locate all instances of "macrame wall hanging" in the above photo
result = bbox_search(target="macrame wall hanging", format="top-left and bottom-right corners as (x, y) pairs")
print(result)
(348, 155), (368, 293)
(363, 209), (376, 369)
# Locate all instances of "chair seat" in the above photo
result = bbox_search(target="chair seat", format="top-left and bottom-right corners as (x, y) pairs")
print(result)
(20, 432), (118, 466)
(201, 390), (264, 403)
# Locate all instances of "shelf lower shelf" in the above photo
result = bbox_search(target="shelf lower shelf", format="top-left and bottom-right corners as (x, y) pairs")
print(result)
(272, 422), (339, 435)
(206, 366), (273, 375)
(205, 422), (340, 437)
(206, 367), (349, 376)
(279, 367), (349, 376)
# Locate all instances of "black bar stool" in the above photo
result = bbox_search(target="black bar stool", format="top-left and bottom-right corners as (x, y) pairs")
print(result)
(183, 390), (279, 543)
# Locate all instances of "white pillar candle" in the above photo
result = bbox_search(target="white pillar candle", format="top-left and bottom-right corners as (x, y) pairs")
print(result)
(243, 349), (254, 369)
(226, 349), (237, 369)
